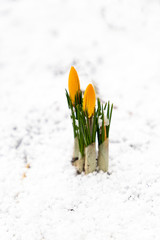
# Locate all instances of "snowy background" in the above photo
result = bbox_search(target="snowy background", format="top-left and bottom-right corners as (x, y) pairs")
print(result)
(0, 0), (160, 239)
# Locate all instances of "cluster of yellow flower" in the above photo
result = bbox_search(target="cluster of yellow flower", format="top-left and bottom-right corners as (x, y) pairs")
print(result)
(68, 66), (96, 118)
(66, 66), (113, 174)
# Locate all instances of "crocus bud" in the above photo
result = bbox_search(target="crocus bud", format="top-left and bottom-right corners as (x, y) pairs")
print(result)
(83, 84), (96, 118)
(68, 66), (80, 105)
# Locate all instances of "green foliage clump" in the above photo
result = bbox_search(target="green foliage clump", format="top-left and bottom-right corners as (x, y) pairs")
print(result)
(65, 90), (113, 157)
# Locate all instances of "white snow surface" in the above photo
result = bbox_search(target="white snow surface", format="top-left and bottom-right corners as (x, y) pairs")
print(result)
(0, 0), (160, 239)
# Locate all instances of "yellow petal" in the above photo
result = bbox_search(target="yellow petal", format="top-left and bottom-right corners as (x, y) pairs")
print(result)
(22, 173), (26, 179)
(26, 163), (31, 169)
(68, 66), (80, 104)
(83, 84), (96, 118)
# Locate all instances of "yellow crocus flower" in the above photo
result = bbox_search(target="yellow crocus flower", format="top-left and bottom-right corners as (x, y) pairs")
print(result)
(83, 84), (96, 118)
(68, 66), (80, 105)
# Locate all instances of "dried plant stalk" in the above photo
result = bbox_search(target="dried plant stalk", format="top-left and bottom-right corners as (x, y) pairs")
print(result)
(71, 136), (79, 166)
(75, 152), (85, 174)
(98, 138), (109, 172)
(85, 142), (96, 174)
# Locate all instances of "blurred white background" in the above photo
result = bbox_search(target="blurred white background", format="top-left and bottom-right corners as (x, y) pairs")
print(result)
(0, 1), (160, 239)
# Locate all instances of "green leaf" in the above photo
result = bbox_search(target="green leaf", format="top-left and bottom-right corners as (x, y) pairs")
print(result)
(104, 102), (107, 110)
(108, 103), (113, 138)
(102, 106), (105, 143)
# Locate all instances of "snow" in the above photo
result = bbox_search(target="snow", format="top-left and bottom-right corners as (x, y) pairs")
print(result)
(0, 0), (160, 239)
